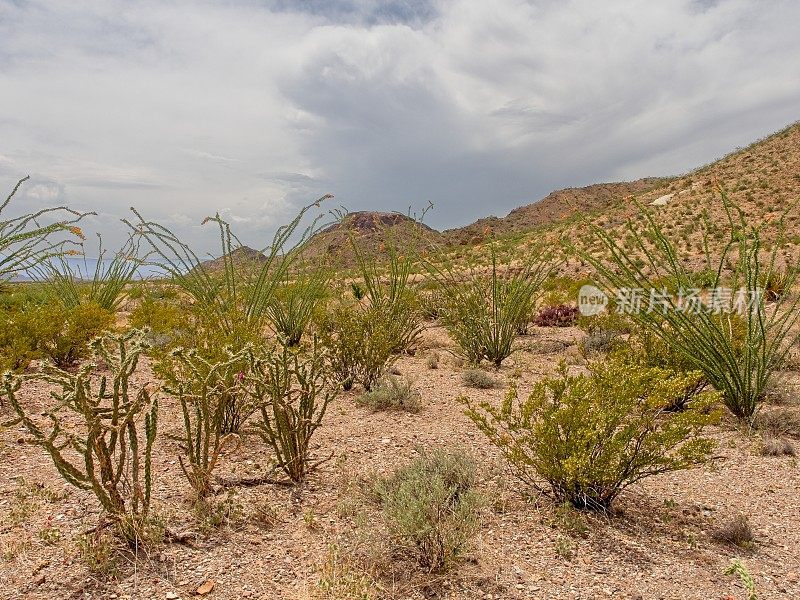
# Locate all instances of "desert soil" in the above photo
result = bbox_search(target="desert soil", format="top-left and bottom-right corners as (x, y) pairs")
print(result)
(1, 324), (799, 600)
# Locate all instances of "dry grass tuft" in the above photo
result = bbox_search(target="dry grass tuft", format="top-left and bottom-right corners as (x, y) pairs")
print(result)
(753, 408), (800, 438)
(760, 434), (796, 457)
(712, 514), (755, 549)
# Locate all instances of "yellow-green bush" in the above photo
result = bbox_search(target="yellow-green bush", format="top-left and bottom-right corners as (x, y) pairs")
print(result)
(316, 297), (420, 391)
(21, 301), (114, 368)
(461, 360), (720, 510)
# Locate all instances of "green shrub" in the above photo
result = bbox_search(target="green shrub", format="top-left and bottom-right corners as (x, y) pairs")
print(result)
(375, 449), (482, 572)
(576, 188), (800, 420)
(461, 360), (720, 510)
(612, 326), (708, 411)
(244, 339), (337, 483)
(30, 301), (115, 368)
(2, 331), (158, 542)
(317, 298), (419, 391)
(357, 375), (421, 412)
(129, 290), (187, 348)
(0, 306), (39, 373)
(425, 244), (555, 367)
(461, 369), (500, 389)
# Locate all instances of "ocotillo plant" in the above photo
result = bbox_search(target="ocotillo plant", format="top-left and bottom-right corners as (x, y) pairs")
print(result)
(1, 176), (89, 283)
(576, 187), (800, 420)
(2, 330), (158, 540)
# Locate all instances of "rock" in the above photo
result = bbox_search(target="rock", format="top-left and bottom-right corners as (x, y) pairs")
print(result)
(166, 593), (180, 600)
(196, 580), (215, 595)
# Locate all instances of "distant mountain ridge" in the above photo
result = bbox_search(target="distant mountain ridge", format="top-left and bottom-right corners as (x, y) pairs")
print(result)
(201, 120), (800, 270)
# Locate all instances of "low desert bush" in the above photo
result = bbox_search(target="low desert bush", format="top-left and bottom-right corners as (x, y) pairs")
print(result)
(425, 351), (439, 370)
(712, 514), (755, 549)
(461, 369), (500, 389)
(244, 339), (337, 483)
(129, 287), (187, 348)
(752, 408), (800, 438)
(2, 331), (158, 542)
(612, 326), (708, 411)
(29, 301), (115, 368)
(461, 360), (720, 510)
(0, 302), (41, 373)
(317, 299), (419, 391)
(534, 304), (579, 327)
(357, 375), (421, 412)
(760, 434), (796, 456)
(375, 449), (482, 572)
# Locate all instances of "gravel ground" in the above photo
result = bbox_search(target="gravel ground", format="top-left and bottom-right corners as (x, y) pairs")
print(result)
(1, 324), (798, 600)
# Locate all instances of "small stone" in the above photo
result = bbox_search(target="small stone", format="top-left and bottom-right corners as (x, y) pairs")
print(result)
(166, 593), (180, 600)
(196, 580), (215, 596)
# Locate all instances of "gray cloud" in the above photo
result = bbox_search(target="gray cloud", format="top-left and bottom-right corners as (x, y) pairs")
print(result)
(1, 0), (799, 252)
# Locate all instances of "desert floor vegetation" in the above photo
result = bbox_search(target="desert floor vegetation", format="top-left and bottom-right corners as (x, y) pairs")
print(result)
(2, 176), (800, 600)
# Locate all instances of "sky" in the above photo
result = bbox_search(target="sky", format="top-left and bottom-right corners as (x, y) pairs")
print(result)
(1, 0), (799, 256)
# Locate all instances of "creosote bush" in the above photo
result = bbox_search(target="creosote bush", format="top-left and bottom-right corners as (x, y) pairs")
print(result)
(27, 300), (115, 368)
(317, 298), (419, 391)
(357, 375), (421, 412)
(375, 449), (482, 572)
(2, 330), (158, 543)
(461, 360), (720, 510)
(612, 326), (708, 411)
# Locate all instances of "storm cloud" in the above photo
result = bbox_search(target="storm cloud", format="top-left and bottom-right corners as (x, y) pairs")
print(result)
(1, 0), (798, 253)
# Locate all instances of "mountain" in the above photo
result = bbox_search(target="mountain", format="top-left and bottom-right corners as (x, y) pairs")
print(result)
(443, 178), (664, 245)
(200, 246), (267, 273)
(205, 120), (800, 271)
(299, 211), (445, 266)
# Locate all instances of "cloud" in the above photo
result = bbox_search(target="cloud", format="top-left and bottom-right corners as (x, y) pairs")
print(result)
(1, 0), (799, 252)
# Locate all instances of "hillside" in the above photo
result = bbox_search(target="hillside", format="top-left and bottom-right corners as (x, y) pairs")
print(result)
(299, 211), (445, 266)
(443, 178), (663, 245)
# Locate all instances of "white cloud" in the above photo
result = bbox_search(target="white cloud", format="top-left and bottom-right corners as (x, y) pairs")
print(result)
(1, 0), (799, 252)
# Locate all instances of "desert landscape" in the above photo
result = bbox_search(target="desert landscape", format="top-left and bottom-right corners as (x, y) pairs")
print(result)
(3, 3), (800, 599)
(2, 120), (800, 600)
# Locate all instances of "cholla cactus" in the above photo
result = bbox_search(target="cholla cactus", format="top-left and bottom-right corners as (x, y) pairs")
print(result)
(2, 330), (158, 528)
(164, 346), (247, 497)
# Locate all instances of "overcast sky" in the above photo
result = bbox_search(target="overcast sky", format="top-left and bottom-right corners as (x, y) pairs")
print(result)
(2, 0), (799, 255)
